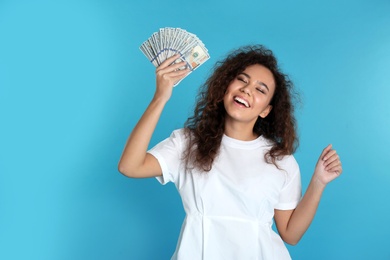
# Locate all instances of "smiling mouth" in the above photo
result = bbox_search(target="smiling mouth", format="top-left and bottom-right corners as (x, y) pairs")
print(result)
(234, 96), (250, 108)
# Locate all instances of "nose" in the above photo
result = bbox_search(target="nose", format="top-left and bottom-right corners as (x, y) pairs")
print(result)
(240, 86), (251, 96)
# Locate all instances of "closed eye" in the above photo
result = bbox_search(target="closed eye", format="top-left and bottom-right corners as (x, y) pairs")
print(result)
(256, 87), (266, 94)
(237, 76), (248, 84)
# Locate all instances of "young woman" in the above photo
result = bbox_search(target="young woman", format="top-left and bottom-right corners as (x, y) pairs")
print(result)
(118, 45), (342, 259)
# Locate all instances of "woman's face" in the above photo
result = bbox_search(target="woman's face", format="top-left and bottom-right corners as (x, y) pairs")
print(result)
(223, 64), (276, 126)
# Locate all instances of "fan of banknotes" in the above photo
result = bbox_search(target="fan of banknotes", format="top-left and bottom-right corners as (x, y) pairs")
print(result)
(140, 27), (210, 85)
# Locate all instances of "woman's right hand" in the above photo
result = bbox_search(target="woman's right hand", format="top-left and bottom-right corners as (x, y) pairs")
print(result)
(154, 54), (190, 102)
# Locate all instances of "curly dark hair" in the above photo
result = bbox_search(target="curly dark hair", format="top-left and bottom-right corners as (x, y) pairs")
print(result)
(183, 45), (299, 171)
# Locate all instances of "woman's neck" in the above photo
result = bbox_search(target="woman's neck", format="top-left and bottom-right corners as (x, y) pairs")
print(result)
(224, 120), (258, 141)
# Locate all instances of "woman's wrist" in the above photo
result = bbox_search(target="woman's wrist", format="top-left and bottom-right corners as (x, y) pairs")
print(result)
(309, 176), (327, 192)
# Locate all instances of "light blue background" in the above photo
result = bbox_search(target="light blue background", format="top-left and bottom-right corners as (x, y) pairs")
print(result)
(1, 0), (389, 259)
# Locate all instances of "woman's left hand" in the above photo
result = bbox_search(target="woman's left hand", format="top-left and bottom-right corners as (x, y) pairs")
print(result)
(313, 144), (343, 186)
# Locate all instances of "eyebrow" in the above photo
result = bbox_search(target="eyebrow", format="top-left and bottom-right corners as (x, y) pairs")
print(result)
(240, 72), (270, 91)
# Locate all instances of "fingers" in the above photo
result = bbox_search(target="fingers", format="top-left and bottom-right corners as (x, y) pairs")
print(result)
(320, 144), (332, 160)
(323, 148), (337, 161)
(156, 64), (189, 83)
(322, 146), (342, 173)
(156, 60), (187, 74)
(156, 54), (189, 79)
(155, 54), (190, 90)
(156, 53), (183, 72)
(324, 157), (342, 172)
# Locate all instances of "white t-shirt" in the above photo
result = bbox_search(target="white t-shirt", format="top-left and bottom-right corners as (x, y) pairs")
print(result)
(148, 129), (301, 260)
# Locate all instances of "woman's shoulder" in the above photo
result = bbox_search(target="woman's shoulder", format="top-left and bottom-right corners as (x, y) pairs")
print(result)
(171, 128), (189, 138)
(259, 136), (299, 171)
(276, 153), (299, 175)
(165, 128), (193, 145)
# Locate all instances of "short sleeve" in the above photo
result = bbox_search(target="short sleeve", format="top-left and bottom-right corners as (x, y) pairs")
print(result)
(274, 157), (302, 210)
(147, 129), (185, 185)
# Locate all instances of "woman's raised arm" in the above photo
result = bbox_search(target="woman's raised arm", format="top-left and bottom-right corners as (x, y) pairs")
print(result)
(118, 54), (189, 178)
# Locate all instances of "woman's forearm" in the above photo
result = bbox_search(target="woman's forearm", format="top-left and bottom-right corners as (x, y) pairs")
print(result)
(118, 96), (167, 177)
(118, 55), (189, 178)
(282, 177), (326, 244)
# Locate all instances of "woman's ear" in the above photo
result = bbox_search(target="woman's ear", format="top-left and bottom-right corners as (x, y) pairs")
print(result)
(259, 105), (272, 118)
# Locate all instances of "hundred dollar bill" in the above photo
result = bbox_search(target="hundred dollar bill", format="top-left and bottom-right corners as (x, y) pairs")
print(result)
(139, 27), (210, 85)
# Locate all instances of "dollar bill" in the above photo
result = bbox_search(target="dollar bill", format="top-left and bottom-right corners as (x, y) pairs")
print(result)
(139, 27), (210, 85)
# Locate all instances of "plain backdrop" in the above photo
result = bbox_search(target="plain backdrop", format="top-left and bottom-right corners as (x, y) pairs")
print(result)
(1, 0), (389, 259)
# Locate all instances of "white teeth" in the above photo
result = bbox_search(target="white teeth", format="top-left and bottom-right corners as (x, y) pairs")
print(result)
(234, 97), (249, 107)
